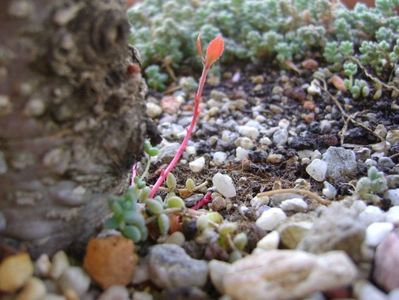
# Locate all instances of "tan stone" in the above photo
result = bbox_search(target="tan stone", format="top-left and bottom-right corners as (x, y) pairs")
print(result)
(83, 235), (138, 289)
(16, 277), (46, 300)
(0, 252), (33, 293)
(224, 250), (357, 300)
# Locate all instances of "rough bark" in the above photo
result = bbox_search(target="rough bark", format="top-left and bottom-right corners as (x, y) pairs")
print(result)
(0, 0), (147, 258)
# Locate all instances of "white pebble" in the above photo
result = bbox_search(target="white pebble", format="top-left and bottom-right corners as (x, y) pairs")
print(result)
(133, 291), (154, 300)
(213, 152), (227, 166)
(236, 147), (249, 161)
(145, 102), (162, 118)
(165, 232), (185, 246)
(365, 222), (394, 247)
(256, 207), (287, 231)
(359, 206), (385, 226)
(189, 157), (205, 173)
(238, 125), (259, 139)
(235, 137), (254, 149)
(99, 285), (130, 300)
(259, 137), (272, 146)
(307, 80), (321, 95)
(306, 159), (327, 182)
(385, 189), (399, 206)
(50, 251), (69, 279)
(250, 196), (269, 208)
(256, 231), (280, 250)
(212, 173), (236, 198)
(34, 254), (51, 277)
(322, 181), (337, 199)
(386, 206), (399, 225)
(272, 129), (288, 146)
(57, 266), (90, 296)
(280, 198), (308, 212)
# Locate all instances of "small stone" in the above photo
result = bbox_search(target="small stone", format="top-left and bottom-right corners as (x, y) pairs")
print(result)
(84, 236), (138, 289)
(256, 231), (280, 250)
(0, 151), (7, 175)
(302, 59), (319, 70)
(146, 102), (162, 118)
(212, 173), (236, 198)
(386, 130), (399, 145)
(389, 290), (399, 300)
(24, 99), (46, 117)
(272, 129), (288, 146)
(165, 232), (186, 246)
(223, 250), (357, 300)
(280, 198), (308, 212)
(322, 147), (357, 183)
(212, 152), (227, 166)
(307, 80), (321, 95)
(58, 267), (90, 296)
(387, 175), (399, 188)
(299, 202), (366, 262)
(148, 244), (208, 289)
(306, 159), (327, 182)
(319, 120), (332, 134)
(374, 124), (388, 138)
(260, 137), (272, 146)
(385, 189), (399, 206)
(280, 222), (313, 249)
(209, 260), (230, 293)
(269, 104), (284, 114)
(161, 96), (182, 114)
(210, 195), (228, 211)
(365, 222), (394, 247)
(373, 233), (399, 291)
(386, 206), (399, 225)
(189, 157), (205, 173)
(98, 285), (129, 300)
(354, 280), (387, 300)
(266, 153), (283, 164)
(379, 157), (395, 168)
(235, 137), (254, 149)
(322, 181), (337, 199)
(0, 95), (12, 116)
(236, 146), (249, 161)
(256, 208), (287, 231)
(238, 125), (259, 139)
(133, 291), (153, 300)
(359, 206), (385, 226)
(34, 254), (51, 277)
(50, 251), (69, 280)
(0, 252), (33, 292)
(16, 277), (46, 300)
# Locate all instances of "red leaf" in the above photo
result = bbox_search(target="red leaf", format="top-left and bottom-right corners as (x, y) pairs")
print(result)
(205, 35), (224, 67)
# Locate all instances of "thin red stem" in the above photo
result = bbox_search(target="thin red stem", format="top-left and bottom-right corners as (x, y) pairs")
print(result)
(149, 65), (210, 198)
(130, 163), (138, 187)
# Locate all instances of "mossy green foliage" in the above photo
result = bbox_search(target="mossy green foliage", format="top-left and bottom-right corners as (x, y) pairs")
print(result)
(129, 0), (399, 94)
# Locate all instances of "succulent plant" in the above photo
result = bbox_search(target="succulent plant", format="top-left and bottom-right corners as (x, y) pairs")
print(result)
(355, 166), (388, 202)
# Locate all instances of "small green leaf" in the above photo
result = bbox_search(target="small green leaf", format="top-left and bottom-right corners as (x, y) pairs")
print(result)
(122, 225), (142, 242)
(166, 196), (185, 209)
(185, 178), (196, 191)
(233, 232), (248, 250)
(139, 187), (151, 202)
(158, 213), (170, 236)
(146, 199), (164, 215)
(104, 217), (119, 230)
(166, 173), (177, 191)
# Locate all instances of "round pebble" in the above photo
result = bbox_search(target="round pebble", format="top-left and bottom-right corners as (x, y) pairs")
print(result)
(98, 285), (130, 300)
(256, 207), (287, 231)
(256, 231), (280, 250)
(212, 173), (236, 198)
(213, 152), (227, 166)
(306, 159), (327, 182)
(189, 157), (205, 173)
(365, 222), (394, 247)
(165, 232), (186, 246)
(58, 266), (90, 296)
(280, 198), (308, 212)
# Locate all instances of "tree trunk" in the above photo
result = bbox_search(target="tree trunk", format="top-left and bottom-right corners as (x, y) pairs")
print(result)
(0, 0), (147, 258)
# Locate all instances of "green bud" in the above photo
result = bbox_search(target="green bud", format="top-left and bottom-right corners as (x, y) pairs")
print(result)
(110, 201), (123, 216)
(196, 215), (210, 231)
(122, 225), (142, 242)
(219, 222), (238, 235)
(166, 196), (185, 209)
(146, 199), (164, 215)
(229, 250), (242, 263)
(139, 187), (151, 202)
(134, 177), (146, 189)
(158, 213), (170, 236)
(207, 212), (223, 224)
(185, 178), (196, 191)
(233, 232), (248, 250)
(166, 173), (177, 191)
